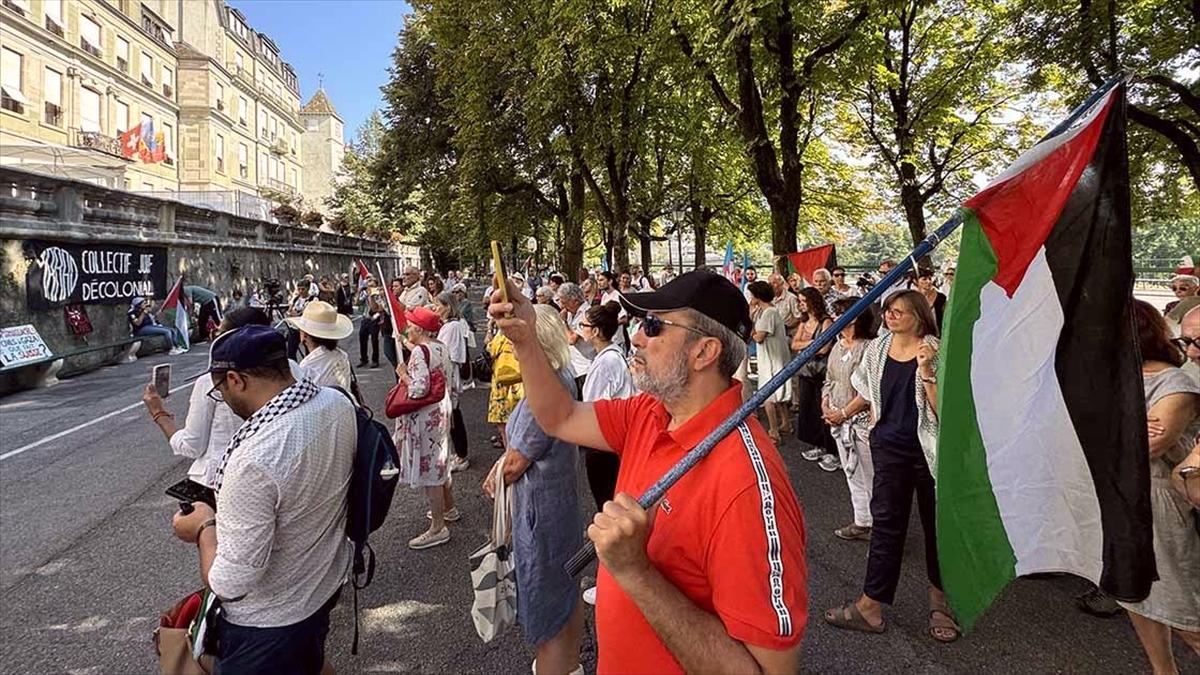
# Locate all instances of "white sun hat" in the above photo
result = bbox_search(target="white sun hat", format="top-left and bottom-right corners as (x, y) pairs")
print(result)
(285, 300), (354, 340)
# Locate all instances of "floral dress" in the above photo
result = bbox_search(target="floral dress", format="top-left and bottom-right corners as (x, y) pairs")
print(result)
(394, 340), (453, 488)
(487, 333), (525, 424)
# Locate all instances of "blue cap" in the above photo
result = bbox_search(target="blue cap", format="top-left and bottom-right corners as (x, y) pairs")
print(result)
(206, 325), (288, 373)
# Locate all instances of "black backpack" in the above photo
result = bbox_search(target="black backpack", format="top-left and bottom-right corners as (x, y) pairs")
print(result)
(332, 387), (400, 654)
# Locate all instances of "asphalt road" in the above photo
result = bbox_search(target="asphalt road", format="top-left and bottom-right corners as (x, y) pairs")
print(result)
(1, 328), (1196, 674)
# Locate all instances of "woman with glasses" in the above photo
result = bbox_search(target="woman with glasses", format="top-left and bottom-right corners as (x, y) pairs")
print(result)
(1118, 301), (1200, 675)
(824, 290), (958, 643)
(141, 307), (307, 488)
(830, 266), (857, 297)
(792, 287), (837, 463)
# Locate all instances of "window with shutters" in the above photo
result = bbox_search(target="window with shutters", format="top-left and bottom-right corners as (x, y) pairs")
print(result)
(115, 101), (129, 134)
(215, 82), (224, 111)
(161, 66), (173, 98)
(80, 87), (101, 132)
(43, 0), (63, 36)
(116, 37), (130, 72)
(140, 52), (153, 88)
(1, 48), (25, 114)
(238, 143), (248, 178)
(215, 134), (225, 174)
(43, 67), (61, 125)
(80, 15), (102, 57)
(239, 96), (248, 126)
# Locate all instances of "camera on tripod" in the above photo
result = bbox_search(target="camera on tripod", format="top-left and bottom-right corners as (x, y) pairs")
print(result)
(855, 271), (877, 291)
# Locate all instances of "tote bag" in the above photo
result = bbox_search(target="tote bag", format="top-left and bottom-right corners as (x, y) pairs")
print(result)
(468, 455), (518, 642)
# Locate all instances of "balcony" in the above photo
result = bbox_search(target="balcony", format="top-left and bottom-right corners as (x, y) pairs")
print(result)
(72, 129), (125, 158)
(43, 102), (61, 126)
(270, 139), (288, 155)
(81, 39), (102, 58)
(162, 83), (173, 98)
(141, 75), (154, 89)
(264, 177), (294, 195)
(45, 16), (63, 37)
(1, 92), (24, 114)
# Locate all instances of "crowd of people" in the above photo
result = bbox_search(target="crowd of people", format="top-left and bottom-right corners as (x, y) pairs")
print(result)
(134, 256), (1200, 675)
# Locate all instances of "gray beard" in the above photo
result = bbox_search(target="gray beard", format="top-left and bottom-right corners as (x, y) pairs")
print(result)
(632, 349), (690, 404)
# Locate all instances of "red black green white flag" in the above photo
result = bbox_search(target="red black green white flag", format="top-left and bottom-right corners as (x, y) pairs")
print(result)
(783, 244), (837, 285)
(936, 83), (1154, 632)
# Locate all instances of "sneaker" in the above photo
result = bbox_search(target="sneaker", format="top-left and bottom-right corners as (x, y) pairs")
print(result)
(450, 456), (470, 473)
(834, 524), (872, 541)
(408, 527), (451, 550)
(801, 447), (825, 461)
(583, 586), (597, 605)
(426, 507), (462, 522)
(1075, 586), (1120, 617)
(818, 454), (841, 472)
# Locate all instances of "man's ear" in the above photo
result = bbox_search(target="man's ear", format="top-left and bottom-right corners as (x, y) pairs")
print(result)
(691, 337), (721, 372)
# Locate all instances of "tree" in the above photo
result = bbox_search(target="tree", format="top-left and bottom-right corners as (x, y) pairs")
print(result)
(1015, 0), (1199, 215)
(846, 0), (1025, 250)
(328, 111), (388, 238)
(674, 0), (871, 266)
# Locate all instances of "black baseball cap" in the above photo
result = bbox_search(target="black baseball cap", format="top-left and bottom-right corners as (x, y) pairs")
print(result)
(206, 325), (288, 373)
(619, 269), (753, 341)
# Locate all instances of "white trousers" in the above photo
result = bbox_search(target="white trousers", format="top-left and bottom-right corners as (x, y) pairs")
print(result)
(833, 419), (874, 527)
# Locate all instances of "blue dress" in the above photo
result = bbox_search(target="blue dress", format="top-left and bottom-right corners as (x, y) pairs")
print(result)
(507, 370), (583, 645)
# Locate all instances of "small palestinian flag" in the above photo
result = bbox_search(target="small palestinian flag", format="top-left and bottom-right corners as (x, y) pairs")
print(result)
(784, 244), (837, 285)
(162, 276), (190, 351)
(936, 82), (1154, 632)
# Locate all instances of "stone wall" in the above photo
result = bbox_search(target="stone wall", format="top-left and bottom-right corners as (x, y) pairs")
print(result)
(0, 167), (403, 394)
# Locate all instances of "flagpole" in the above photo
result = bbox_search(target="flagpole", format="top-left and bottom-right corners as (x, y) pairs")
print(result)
(564, 72), (1129, 577)
(377, 262), (405, 366)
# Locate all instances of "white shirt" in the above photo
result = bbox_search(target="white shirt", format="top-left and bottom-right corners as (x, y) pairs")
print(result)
(632, 275), (652, 291)
(400, 283), (432, 310)
(210, 387), (355, 627)
(437, 320), (470, 403)
(170, 360), (307, 487)
(565, 301), (596, 377)
(582, 344), (636, 402)
(298, 346), (354, 394)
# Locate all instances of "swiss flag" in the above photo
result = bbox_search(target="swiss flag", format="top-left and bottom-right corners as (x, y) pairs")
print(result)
(119, 123), (142, 159)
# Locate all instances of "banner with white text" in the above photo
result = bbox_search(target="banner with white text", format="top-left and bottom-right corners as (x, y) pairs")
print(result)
(23, 240), (168, 309)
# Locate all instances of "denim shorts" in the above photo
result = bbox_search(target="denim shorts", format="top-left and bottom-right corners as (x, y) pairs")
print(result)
(214, 590), (340, 675)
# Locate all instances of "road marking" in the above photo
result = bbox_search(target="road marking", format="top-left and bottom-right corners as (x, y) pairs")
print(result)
(0, 371), (205, 462)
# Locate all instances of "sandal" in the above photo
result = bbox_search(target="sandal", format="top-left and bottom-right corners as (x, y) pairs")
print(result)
(928, 602), (961, 643)
(823, 602), (885, 634)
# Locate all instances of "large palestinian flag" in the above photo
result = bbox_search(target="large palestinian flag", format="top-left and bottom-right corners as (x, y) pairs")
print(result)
(784, 244), (837, 285)
(936, 82), (1154, 632)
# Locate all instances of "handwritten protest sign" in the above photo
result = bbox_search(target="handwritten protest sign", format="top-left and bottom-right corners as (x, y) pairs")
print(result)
(0, 325), (52, 367)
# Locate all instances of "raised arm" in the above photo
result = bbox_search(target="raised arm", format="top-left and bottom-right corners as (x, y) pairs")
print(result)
(489, 280), (611, 451)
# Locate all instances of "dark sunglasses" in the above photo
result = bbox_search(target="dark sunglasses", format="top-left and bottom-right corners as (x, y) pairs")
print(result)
(832, 272), (845, 277)
(1172, 336), (1196, 350)
(641, 313), (708, 338)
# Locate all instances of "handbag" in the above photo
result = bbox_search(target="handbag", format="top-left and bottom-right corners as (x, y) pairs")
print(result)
(797, 322), (829, 379)
(469, 455), (518, 642)
(492, 346), (522, 387)
(153, 589), (218, 675)
(472, 350), (494, 383)
(385, 344), (446, 417)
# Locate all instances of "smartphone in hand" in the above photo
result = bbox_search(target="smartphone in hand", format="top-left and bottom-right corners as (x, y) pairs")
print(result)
(152, 364), (171, 399)
(491, 240), (509, 306)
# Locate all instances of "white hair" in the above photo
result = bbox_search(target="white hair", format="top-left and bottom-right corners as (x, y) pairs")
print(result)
(533, 304), (572, 372)
(813, 268), (831, 281)
(1170, 274), (1199, 287)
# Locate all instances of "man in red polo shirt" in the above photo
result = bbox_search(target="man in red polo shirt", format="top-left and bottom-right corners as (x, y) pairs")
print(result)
(490, 269), (807, 674)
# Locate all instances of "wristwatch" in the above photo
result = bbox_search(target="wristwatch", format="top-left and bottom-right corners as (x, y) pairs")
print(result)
(196, 518), (217, 543)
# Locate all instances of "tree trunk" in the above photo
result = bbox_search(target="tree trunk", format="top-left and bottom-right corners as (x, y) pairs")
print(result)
(560, 170), (585, 281)
(611, 211), (630, 273)
(899, 182), (930, 268)
(769, 198), (799, 274)
(690, 201), (712, 268)
(637, 221), (654, 272)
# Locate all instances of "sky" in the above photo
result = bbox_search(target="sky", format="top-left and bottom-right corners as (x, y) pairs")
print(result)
(229, 0), (411, 140)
